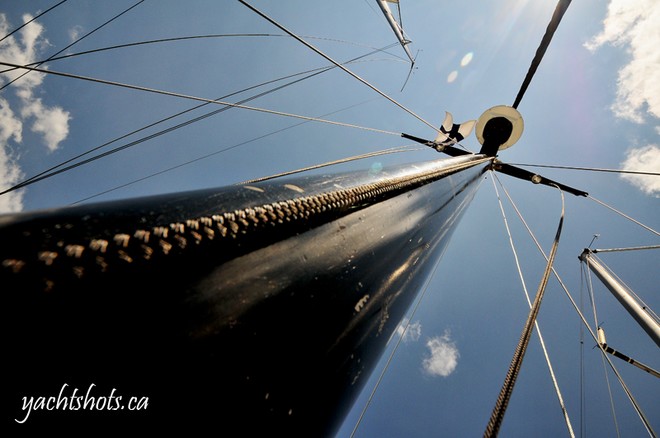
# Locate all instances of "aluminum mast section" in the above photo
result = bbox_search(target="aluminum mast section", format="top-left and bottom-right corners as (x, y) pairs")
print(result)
(579, 249), (660, 348)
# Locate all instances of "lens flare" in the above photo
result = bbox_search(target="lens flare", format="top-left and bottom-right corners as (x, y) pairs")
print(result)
(460, 52), (474, 67)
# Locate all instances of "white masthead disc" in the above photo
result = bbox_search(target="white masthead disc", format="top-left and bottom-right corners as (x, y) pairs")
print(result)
(475, 105), (524, 151)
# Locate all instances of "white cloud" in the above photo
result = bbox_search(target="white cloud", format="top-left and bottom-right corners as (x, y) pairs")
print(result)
(0, 97), (23, 144)
(396, 318), (422, 342)
(585, 0), (660, 123)
(0, 13), (71, 212)
(620, 145), (660, 197)
(69, 25), (83, 43)
(1, 14), (48, 90)
(0, 97), (25, 212)
(422, 330), (459, 377)
(21, 95), (70, 152)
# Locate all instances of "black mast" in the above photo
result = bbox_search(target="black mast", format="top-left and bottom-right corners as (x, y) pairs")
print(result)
(5, 154), (490, 434)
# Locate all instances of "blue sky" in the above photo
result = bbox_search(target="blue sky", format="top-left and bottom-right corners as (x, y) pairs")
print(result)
(1, 1), (658, 436)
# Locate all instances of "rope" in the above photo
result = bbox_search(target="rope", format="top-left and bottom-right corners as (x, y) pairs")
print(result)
(238, 0), (440, 133)
(512, 0), (572, 109)
(505, 163), (660, 177)
(490, 173), (575, 438)
(0, 0), (145, 92)
(483, 183), (565, 437)
(0, 0), (68, 43)
(588, 196), (660, 236)
(495, 176), (658, 437)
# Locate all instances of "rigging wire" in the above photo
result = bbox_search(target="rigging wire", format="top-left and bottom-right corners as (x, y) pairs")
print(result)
(494, 175), (658, 437)
(0, 45), (400, 195)
(238, 0), (441, 133)
(0, 34), (281, 75)
(19, 57), (396, 188)
(349, 174), (489, 438)
(579, 268), (586, 438)
(512, 0), (572, 109)
(0, 0), (69, 44)
(69, 98), (391, 204)
(599, 342), (623, 438)
(583, 257), (600, 329)
(239, 146), (423, 184)
(582, 262), (622, 437)
(2, 62), (320, 192)
(588, 196), (660, 237)
(0, 34), (409, 74)
(395, 1), (404, 32)
(505, 163), (660, 177)
(72, 145), (422, 205)
(0, 0), (145, 92)
(484, 181), (566, 438)
(0, 61), (401, 136)
(362, 0), (380, 16)
(490, 173), (575, 438)
(0, 60), (403, 195)
(349, 253), (442, 438)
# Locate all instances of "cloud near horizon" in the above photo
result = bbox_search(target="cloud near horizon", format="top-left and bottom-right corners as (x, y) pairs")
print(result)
(422, 330), (459, 377)
(0, 13), (71, 213)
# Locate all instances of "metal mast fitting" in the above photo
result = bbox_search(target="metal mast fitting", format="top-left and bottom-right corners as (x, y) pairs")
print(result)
(579, 249), (660, 348)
